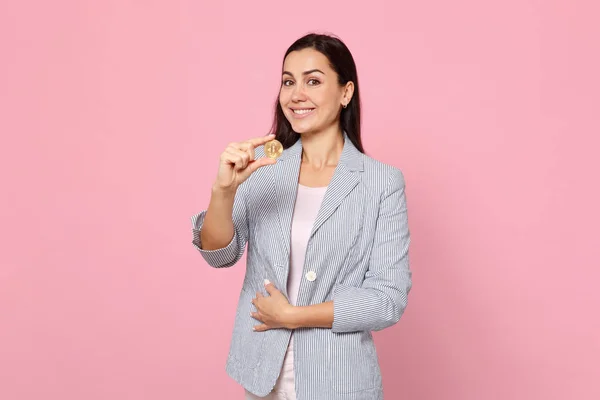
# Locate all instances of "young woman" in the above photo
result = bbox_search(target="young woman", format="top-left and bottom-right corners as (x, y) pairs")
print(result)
(191, 33), (412, 400)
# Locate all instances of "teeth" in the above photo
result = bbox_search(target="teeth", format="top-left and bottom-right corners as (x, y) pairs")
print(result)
(293, 109), (314, 114)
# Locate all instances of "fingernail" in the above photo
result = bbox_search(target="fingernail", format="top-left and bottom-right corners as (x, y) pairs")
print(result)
(264, 279), (271, 285)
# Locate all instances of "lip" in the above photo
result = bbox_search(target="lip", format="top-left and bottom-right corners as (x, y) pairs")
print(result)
(289, 107), (315, 119)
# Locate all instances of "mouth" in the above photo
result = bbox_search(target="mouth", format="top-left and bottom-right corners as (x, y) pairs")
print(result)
(290, 108), (315, 118)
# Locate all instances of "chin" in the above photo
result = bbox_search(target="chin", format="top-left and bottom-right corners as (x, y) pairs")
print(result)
(290, 124), (312, 134)
(288, 118), (319, 134)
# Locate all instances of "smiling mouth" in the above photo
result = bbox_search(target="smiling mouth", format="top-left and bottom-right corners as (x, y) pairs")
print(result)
(291, 108), (315, 115)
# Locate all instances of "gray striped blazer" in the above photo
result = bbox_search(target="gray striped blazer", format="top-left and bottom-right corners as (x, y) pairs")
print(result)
(191, 132), (412, 399)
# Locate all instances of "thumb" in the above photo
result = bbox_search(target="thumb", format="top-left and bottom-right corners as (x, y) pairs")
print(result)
(247, 157), (276, 174)
(236, 158), (276, 192)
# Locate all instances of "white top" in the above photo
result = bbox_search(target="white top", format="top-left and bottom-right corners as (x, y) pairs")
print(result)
(286, 183), (327, 351)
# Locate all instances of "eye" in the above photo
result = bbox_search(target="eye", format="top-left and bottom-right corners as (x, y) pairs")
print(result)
(282, 79), (294, 86)
(307, 78), (321, 86)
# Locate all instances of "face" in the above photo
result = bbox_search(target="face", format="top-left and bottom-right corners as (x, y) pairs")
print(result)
(279, 48), (353, 135)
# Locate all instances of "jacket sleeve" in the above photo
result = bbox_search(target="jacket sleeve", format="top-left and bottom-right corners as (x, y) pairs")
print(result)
(332, 168), (412, 333)
(190, 181), (249, 268)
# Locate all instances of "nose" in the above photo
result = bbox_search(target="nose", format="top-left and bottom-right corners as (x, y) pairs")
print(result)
(291, 82), (307, 102)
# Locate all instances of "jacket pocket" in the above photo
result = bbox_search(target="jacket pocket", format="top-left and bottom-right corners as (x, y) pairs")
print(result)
(329, 331), (382, 393)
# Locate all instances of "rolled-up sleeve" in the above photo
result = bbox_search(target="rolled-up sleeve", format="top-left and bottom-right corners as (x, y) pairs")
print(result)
(332, 168), (412, 333)
(190, 181), (249, 268)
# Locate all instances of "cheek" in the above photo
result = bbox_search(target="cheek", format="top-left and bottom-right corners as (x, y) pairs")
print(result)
(313, 89), (338, 110)
(317, 97), (339, 116)
(279, 89), (290, 106)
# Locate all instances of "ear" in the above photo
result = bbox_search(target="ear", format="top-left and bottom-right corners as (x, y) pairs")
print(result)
(341, 81), (355, 107)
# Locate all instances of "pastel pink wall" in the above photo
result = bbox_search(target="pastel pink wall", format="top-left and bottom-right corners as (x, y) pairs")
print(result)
(1, 1), (598, 399)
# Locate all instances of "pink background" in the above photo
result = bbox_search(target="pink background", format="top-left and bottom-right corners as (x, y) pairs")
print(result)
(1, 0), (599, 399)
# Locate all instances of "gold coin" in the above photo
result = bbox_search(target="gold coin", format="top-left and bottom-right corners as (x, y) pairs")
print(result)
(264, 139), (283, 159)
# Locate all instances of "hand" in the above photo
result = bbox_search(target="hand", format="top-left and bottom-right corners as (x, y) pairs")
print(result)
(251, 280), (294, 332)
(214, 134), (277, 191)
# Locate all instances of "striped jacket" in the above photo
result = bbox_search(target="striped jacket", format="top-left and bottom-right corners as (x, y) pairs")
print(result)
(191, 133), (412, 399)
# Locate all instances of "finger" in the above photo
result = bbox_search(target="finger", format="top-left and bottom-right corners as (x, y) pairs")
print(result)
(246, 134), (276, 148)
(264, 281), (278, 296)
(246, 157), (277, 174)
(224, 148), (250, 170)
(225, 141), (253, 152)
(221, 150), (244, 171)
(220, 150), (239, 165)
(237, 142), (256, 161)
(256, 291), (264, 299)
(250, 312), (262, 321)
(226, 144), (253, 163)
(253, 324), (270, 332)
(224, 149), (250, 171)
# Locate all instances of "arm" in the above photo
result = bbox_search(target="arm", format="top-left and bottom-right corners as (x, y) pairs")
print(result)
(285, 301), (334, 329)
(252, 283), (334, 331)
(280, 169), (412, 332)
(331, 168), (412, 332)
(191, 180), (249, 268)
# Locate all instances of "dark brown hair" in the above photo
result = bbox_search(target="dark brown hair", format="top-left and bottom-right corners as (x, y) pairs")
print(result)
(269, 33), (364, 153)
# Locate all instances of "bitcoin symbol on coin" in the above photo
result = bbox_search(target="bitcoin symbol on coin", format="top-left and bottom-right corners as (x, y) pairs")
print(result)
(264, 139), (283, 159)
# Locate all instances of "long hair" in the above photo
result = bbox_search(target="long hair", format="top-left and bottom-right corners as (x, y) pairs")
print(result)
(269, 33), (364, 153)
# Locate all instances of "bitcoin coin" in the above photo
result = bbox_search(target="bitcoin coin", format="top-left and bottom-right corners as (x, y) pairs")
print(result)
(264, 139), (283, 159)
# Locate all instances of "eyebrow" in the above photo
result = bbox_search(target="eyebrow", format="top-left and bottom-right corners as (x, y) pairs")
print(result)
(282, 69), (325, 77)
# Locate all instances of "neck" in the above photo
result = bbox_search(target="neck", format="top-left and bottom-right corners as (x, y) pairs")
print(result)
(299, 126), (344, 170)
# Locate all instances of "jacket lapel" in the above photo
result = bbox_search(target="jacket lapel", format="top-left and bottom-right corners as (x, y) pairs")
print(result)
(272, 139), (302, 256)
(309, 162), (360, 239)
(271, 132), (364, 258)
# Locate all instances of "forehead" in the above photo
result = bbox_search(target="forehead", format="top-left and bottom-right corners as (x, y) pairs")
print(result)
(282, 48), (333, 74)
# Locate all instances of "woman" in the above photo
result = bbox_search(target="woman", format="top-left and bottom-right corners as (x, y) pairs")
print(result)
(191, 33), (412, 400)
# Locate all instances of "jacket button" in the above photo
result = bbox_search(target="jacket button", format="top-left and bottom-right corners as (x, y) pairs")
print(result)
(305, 271), (317, 281)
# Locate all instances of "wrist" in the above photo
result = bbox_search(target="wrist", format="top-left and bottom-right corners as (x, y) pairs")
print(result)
(283, 305), (301, 330)
(211, 183), (237, 198)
